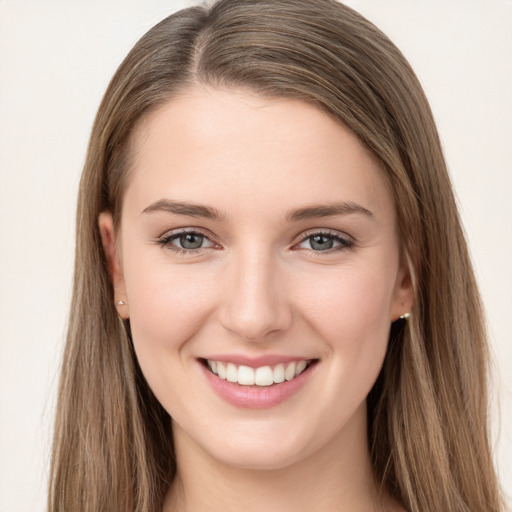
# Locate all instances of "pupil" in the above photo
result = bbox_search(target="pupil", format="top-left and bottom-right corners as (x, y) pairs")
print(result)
(180, 233), (203, 249)
(311, 235), (333, 251)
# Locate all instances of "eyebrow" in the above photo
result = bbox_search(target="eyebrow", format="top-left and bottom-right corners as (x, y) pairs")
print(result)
(286, 201), (374, 222)
(142, 199), (373, 222)
(142, 199), (226, 220)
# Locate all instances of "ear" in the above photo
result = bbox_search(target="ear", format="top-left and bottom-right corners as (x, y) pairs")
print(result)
(390, 259), (414, 321)
(98, 211), (129, 319)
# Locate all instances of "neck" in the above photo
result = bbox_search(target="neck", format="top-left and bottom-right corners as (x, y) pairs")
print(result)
(163, 405), (398, 512)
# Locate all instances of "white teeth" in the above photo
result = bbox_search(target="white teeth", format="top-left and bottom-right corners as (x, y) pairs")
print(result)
(255, 366), (274, 386)
(206, 359), (310, 386)
(208, 360), (218, 374)
(295, 360), (307, 376)
(273, 363), (285, 383)
(238, 365), (255, 385)
(284, 362), (296, 381)
(217, 361), (227, 379)
(226, 363), (238, 383)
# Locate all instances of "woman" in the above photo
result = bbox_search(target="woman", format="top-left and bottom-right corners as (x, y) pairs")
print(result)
(48, 0), (505, 511)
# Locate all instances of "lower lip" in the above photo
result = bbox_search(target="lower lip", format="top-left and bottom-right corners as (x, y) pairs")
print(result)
(200, 361), (315, 409)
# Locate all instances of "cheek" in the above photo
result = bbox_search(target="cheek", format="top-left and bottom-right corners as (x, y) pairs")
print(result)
(130, 270), (211, 338)
(300, 265), (394, 332)
(295, 263), (395, 377)
(123, 260), (223, 418)
(122, 250), (217, 377)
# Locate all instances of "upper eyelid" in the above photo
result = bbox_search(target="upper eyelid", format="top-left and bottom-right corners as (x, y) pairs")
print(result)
(295, 228), (354, 243)
(157, 226), (216, 240)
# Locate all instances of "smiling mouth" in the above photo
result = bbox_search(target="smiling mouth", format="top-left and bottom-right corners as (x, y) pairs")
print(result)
(201, 359), (316, 387)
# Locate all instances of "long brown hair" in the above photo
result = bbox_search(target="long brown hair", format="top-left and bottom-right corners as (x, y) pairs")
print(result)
(48, 1), (504, 510)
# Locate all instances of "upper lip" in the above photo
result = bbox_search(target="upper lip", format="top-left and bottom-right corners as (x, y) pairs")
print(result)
(200, 354), (316, 368)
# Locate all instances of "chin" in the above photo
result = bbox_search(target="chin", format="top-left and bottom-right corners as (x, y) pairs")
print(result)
(185, 415), (332, 472)
(207, 441), (309, 471)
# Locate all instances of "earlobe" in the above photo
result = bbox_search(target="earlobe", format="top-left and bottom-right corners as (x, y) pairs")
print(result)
(98, 212), (129, 318)
(391, 261), (414, 321)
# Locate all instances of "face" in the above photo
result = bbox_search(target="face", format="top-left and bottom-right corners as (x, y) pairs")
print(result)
(100, 87), (413, 470)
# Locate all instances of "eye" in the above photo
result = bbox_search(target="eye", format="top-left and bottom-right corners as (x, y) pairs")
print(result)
(173, 232), (211, 250)
(296, 231), (353, 252)
(157, 229), (217, 253)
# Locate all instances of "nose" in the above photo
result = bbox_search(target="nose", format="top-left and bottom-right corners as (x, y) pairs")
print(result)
(218, 249), (293, 342)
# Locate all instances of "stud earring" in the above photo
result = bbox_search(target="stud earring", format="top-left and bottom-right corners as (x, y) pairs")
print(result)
(400, 313), (410, 319)
(116, 300), (127, 307)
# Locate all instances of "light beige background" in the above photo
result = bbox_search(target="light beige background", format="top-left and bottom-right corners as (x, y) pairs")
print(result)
(0, 1), (510, 511)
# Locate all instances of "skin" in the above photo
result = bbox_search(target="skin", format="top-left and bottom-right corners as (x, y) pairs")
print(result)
(100, 87), (412, 511)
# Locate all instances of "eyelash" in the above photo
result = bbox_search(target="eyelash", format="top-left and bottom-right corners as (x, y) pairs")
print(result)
(156, 229), (217, 256)
(155, 228), (354, 255)
(294, 230), (354, 253)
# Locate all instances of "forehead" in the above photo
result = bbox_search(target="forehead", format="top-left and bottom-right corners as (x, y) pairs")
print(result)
(123, 87), (395, 223)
